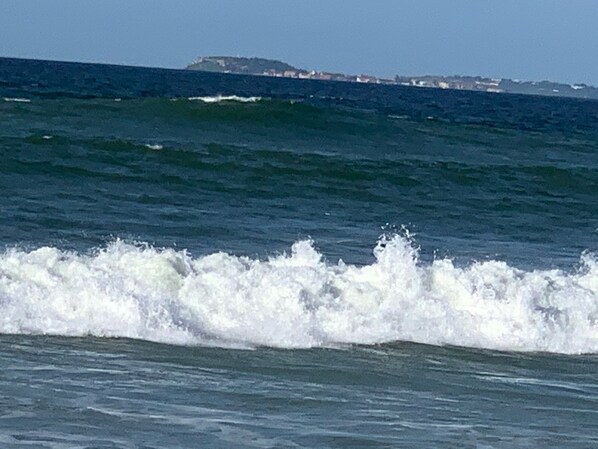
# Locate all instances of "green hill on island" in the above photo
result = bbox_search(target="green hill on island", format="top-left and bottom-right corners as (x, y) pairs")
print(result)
(187, 56), (298, 75)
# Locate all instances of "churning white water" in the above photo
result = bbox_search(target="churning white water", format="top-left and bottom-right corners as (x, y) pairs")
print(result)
(0, 236), (596, 353)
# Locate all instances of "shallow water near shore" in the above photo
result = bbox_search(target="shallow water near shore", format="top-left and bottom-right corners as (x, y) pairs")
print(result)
(0, 57), (597, 447)
(1, 336), (597, 448)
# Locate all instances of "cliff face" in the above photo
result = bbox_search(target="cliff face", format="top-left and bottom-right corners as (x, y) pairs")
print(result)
(187, 56), (298, 75)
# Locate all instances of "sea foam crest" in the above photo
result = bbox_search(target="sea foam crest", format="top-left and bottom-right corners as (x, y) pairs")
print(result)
(187, 95), (262, 103)
(0, 237), (596, 353)
(2, 97), (31, 103)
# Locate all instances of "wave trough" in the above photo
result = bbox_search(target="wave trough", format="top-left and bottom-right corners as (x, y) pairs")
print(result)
(0, 237), (596, 354)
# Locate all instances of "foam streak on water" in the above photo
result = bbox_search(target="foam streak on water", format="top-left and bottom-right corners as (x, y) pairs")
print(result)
(1, 236), (596, 354)
(186, 95), (262, 103)
(2, 97), (31, 102)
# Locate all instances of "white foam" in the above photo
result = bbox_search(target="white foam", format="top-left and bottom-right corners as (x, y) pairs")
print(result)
(187, 95), (262, 103)
(0, 237), (596, 353)
(2, 97), (31, 103)
(144, 144), (163, 150)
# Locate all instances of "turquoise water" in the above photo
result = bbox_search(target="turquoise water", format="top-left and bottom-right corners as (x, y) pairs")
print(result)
(0, 57), (597, 447)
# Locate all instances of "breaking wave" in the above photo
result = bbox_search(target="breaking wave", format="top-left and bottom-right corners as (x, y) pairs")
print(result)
(0, 236), (596, 354)
(186, 95), (262, 103)
(2, 97), (31, 103)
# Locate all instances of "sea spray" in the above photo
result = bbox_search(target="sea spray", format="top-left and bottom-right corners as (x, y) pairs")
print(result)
(1, 236), (596, 353)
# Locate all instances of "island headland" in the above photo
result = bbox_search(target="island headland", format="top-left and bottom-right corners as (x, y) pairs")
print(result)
(187, 56), (598, 100)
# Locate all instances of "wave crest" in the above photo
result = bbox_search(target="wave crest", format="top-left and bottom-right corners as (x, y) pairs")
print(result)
(2, 97), (31, 103)
(186, 95), (262, 103)
(0, 237), (596, 353)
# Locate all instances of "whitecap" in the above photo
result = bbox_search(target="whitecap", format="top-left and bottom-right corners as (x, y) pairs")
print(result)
(3, 97), (31, 103)
(187, 95), (262, 103)
(0, 237), (595, 354)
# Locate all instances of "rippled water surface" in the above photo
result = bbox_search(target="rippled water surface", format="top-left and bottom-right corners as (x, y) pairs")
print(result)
(0, 57), (597, 448)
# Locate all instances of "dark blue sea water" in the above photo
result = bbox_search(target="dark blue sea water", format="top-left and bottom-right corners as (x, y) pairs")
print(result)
(0, 57), (597, 448)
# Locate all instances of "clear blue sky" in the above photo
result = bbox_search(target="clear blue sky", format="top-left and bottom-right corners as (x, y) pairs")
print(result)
(2, 0), (597, 84)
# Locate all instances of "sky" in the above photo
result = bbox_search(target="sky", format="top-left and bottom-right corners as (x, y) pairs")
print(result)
(1, 0), (597, 84)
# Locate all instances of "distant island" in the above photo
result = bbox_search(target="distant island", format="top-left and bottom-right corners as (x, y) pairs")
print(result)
(187, 56), (598, 100)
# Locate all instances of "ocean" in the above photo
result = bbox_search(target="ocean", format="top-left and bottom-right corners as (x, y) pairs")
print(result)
(0, 57), (596, 448)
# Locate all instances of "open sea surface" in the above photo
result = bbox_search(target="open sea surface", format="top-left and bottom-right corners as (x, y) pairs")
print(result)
(0, 57), (597, 448)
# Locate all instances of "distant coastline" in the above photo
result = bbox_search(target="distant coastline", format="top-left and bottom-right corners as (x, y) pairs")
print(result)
(187, 56), (598, 100)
